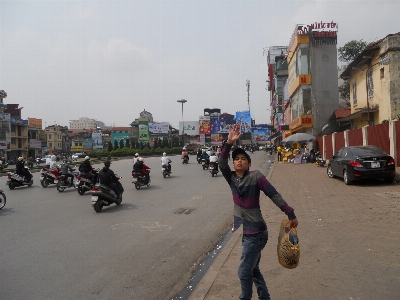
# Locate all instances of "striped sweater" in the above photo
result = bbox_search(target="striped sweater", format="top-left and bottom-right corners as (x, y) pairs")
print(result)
(219, 143), (296, 234)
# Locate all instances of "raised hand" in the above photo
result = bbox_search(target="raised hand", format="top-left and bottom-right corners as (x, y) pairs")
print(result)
(227, 124), (242, 144)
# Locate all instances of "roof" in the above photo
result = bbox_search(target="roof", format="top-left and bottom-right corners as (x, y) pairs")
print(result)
(334, 108), (351, 119)
(340, 33), (400, 79)
(111, 127), (131, 131)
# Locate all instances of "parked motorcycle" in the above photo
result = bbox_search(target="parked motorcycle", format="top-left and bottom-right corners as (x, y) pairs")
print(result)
(182, 156), (189, 164)
(0, 190), (6, 210)
(132, 169), (151, 190)
(6, 169), (33, 190)
(40, 166), (60, 187)
(91, 176), (123, 212)
(56, 172), (79, 192)
(209, 162), (219, 177)
(315, 151), (326, 167)
(202, 158), (209, 170)
(162, 164), (171, 178)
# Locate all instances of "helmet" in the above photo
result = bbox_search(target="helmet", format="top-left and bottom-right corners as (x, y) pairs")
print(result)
(135, 153), (139, 157)
(183, 147), (186, 150)
(163, 152), (166, 156)
(51, 155), (56, 161)
(139, 157), (144, 162)
(18, 157), (24, 161)
(84, 156), (90, 160)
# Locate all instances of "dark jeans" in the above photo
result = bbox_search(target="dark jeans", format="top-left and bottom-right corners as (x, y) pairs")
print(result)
(109, 183), (120, 198)
(63, 174), (74, 185)
(238, 231), (270, 300)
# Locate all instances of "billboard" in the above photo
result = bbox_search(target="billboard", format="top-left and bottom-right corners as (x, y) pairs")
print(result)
(199, 116), (210, 134)
(251, 125), (271, 142)
(83, 137), (93, 151)
(111, 131), (130, 147)
(92, 132), (103, 150)
(0, 140), (7, 150)
(149, 122), (169, 136)
(211, 134), (223, 142)
(29, 139), (41, 149)
(179, 121), (199, 136)
(218, 114), (235, 133)
(0, 113), (10, 121)
(138, 118), (149, 142)
(235, 111), (251, 133)
(210, 116), (219, 134)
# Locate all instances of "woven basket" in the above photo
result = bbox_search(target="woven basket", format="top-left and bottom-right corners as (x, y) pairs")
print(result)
(277, 218), (300, 269)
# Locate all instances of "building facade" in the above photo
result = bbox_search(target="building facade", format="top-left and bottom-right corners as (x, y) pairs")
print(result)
(339, 33), (400, 128)
(69, 117), (104, 130)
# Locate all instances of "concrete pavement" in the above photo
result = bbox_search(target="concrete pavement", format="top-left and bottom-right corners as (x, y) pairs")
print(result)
(189, 153), (400, 299)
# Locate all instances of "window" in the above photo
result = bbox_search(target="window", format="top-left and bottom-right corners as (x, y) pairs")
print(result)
(367, 68), (374, 99)
(11, 138), (16, 144)
(49, 134), (52, 140)
(352, 82), (357, 106)
(49, 143), (52, 148)
(380, 67), (385, 79)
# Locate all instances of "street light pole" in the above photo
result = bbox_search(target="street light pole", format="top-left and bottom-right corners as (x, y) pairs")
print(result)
(366, 57), (390, 126)
(177, 99), (187, 146)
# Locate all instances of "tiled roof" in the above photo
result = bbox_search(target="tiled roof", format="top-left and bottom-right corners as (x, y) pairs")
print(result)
(334, 108), (351, 119)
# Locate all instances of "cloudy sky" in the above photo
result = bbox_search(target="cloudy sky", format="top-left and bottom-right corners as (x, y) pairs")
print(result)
(0, 0), (399, 128)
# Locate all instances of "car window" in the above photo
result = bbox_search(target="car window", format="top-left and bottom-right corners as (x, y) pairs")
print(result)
(351, 147), (386, 156)
(336, 149), (344, 158)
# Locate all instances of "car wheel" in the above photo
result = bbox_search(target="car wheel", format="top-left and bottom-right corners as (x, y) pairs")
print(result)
(343, 170), (352, 185)
(327, 166), (335, 178)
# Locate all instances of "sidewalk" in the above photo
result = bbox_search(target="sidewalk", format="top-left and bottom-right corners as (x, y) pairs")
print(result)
(189, 155), (400, 299)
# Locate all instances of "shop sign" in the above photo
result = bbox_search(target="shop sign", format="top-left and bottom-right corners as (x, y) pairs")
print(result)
(308, 21), (338, 45)
(290, 115), (313, 130)
(0, 140), (7, 149)
(71, 146), (83, 151)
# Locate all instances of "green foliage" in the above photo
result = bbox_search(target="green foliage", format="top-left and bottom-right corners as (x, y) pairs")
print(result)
(338, 40), (367, 62)
(141, 147), (150, 153)
(107, 142), (113, 152)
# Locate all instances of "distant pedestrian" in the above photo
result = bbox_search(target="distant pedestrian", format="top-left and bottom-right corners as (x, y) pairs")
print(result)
(218, 124), (298, 300)
(277, 144), (282, 161)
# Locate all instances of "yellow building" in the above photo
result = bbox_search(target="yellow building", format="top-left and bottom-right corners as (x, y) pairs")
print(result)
(340, 33), (400, 128)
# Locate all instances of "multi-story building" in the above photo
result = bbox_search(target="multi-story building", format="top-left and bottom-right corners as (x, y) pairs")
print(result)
(286, 22), (339, 137)
(69, 117), (105, 130)
(45, 125), (69, 154)
(0, 90), (10, 159)
(27, 118), (43, 158)
(5, 104), (29, 159)
(339, 33), (400, 128)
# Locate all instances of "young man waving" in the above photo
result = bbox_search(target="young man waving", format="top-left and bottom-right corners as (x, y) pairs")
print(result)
(218, 124), (298, 300)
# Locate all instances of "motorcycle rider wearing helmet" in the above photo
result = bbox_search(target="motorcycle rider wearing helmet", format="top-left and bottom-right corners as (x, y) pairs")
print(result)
(181, 147), (189, 162)
(161, 152), (172, 172)
(16, 157), (32, 182)
(133, 153), (140, 169)
(196, 148), (202, 161)
(209, 152), (218, 170)
(61, 160), (75, 187)
(79, 156), (95, 184)
(201, 149), (209, 162)
(133, 157), (150, 183)
(99, 160), (120, 199)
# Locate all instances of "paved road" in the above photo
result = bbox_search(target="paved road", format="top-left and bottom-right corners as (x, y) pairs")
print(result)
(0, 154), (245, 300)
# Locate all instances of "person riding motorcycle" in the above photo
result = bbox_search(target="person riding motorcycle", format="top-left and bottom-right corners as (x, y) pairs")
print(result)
(196, 148), (202, 161)
(209, 152), (218, 170)
(60, 160), (75, 186)
(181, 147), (189, 162)
(161, 152), (172, 172)
(16, 157), (32, 182)
(99, 160), (120, 199)
(132, 153), (140, 169)
(49, 155), (58, 170)
(201, 149), (209, 162)
(79, 156), (95, 184)
(133, 157), (150, 184)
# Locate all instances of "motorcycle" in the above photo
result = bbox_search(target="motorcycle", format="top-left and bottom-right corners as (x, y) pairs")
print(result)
(0, 190), (6, 210)
(56, 172), (79, 192)
(40, 166), (61, 187)
(182, 156), (189, 164)
(91, 176), (124, 212)
(315, 151), (326, 167)
(35, 157), (41, 165)
(132, 169), (151, 190)
(162, 164), (171, 178)
(209, 162), (219, 177)
(76, 169), (99, 195)
(6, 168), (33, 190)
(196, 156), (202, 164)
(202, 158), (209, 170)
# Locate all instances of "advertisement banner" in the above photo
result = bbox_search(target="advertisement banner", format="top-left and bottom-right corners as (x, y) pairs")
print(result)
(218, 114), (235, 133)
(111, 132), (130, 147)
(210, 116), (219, 134)
(0, 140), (7, 149)
(71, 146), (83, 151)
(199, 116), (210, 134)
(0, 113), (10, 121)
(10, 118), (28, 126)
(235, 111), (252, 133)
(29, 139), (41, 149)
(138, 119), (149, 142)
(251, 125), (271, 142)
(178, 121), (199, 136)
(200, 134), (205, 144)
(149, 122), (169, 136)
(92, 132), (103, 150)
(211, 134), (223, 142)
(83, 138), (93, 151)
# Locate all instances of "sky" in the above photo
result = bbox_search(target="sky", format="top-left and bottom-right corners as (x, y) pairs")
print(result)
(0, 0), (399, 129)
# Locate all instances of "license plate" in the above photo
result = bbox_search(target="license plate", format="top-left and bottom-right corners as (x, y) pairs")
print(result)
(371, 162), (380, 168)
(91, 196), (98, 201)
(209, 166), (214, 169)
(54, 179), (59, 183)
(132, 178), (137, 182)
(162, 168), (165, 171)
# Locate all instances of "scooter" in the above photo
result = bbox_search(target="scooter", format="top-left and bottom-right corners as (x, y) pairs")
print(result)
(162, 164), (171, 178)
(132, 169), (151, 190)
(40, 166), (60, 187)
(0, 190), (6, 210)
(196, 156), (202, 164)
(182, 156), (189, 164)
(56, 172), (79, 192)
(35, 157), (41, 165)
(315, 151), (326, 167)
(202, 158), (209, 170)
(91, 176), (124, 212)
(6, 168), (33, 190)
(209, 162), (219, 177)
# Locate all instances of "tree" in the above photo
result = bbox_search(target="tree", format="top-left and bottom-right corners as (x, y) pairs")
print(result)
(114, 139), (119, 150)
(338, 40), (367, 62)
(339, 79), (350, 103)
(119, 139), (124, 149)
(107, 142), (113, 152)
(126, 138), (130, 148)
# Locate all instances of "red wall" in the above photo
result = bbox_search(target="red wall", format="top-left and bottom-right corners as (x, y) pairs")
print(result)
(325, 135), (333, 159)
(335, 131), (345, 152)
(367, 123), (390, 154)
(348, 128), (363, 146)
